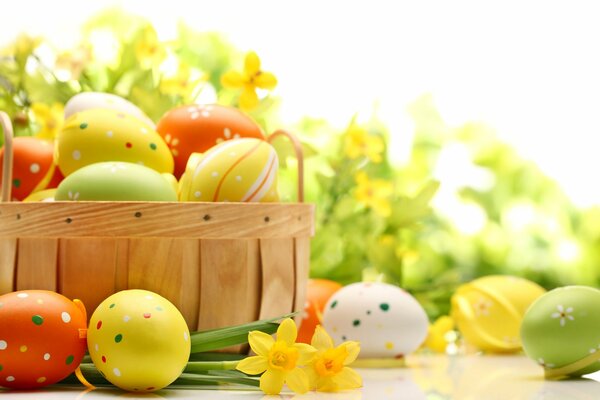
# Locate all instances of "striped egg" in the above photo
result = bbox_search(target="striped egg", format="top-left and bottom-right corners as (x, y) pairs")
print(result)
(180, 138), (279, 202)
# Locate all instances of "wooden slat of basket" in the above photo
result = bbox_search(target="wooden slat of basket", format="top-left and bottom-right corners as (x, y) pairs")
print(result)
(258, 238), (296, 320)
(0, 202), (313, 239)
(127, 238), (200, 329)
(58, 238), (120, 314)
(16, 238), (58, 291)
(292, 237), (311, 326)
(0, 238), (17, 293)
(114, 239), (129, 292)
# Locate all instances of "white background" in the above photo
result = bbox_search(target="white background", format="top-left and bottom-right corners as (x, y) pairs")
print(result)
(2, 0), (600, 205)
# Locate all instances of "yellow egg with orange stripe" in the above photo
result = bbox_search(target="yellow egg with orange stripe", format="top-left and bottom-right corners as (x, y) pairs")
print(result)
(180, 138), (279, 202)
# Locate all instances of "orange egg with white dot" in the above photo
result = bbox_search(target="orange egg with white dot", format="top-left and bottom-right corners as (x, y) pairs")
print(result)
(0, 290), (87, 389)
(87, 290), (190, 392)
(179, 138), (279, 202)
(297, 279), (342, 344)
(0, 137), (60, 201)
(56, 108), (173, 177)
(156, 104), (265, 178)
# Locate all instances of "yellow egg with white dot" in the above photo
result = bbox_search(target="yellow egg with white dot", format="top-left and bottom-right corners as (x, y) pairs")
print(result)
(56, 109), (173, 177)
(87, 290), (190, 392)
(180, 138), (279, 202)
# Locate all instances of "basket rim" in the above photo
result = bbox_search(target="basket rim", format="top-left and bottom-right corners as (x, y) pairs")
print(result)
(0, 201), (315, 239)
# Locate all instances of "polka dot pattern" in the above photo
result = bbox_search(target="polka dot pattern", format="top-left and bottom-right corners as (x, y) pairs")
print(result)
(0, 290), (87, 388)
(61, 312), (71, 323)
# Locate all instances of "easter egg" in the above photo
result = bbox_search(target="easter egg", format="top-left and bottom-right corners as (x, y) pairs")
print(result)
(451, 275), (546, 353)
(156, 104), (264, 178)
(64, 92), (155, 128)
(322, 282), (429, 359)
(0, 137), (58, 201)
(55, 162), (177, 201)
(180, 138), (279, 202)
(23, 188), (57, 202)
(521, 286), (600, 378)
(0, 290), (87, 389)
(56, 108), (173, 177)
(297, 279), (342, 344)
(87, 290), (190, 392)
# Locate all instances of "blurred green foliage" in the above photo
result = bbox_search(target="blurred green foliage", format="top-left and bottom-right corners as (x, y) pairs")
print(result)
(2, 9), (599, 320)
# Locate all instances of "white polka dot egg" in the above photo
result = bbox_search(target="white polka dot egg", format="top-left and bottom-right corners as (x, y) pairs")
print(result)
(322, 282), (429, 359)
(87, 290), (190, 392)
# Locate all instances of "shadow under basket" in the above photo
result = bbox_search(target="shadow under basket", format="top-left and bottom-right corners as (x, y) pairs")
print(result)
(0, 111), (314, 353)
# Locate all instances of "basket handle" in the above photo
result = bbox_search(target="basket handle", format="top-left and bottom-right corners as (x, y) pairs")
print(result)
(1, 111), (13, 203)
(267, 129), (304, 203)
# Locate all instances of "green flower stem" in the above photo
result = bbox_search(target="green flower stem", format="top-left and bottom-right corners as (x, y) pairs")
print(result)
(184, 361), (239, 372)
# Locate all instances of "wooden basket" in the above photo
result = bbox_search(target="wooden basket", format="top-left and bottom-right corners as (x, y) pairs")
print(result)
(0, 112), (314, 347)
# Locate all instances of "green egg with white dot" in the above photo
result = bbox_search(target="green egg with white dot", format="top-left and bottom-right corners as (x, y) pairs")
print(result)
(56, 108), (173, 177)
(322, 282), (429, 359)
(87, 290), (190, 392)
(55, 162), (177, 201)
(521, 286), (600, 378)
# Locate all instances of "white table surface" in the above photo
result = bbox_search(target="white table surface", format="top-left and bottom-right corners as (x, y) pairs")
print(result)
(2, 354), (600, 399)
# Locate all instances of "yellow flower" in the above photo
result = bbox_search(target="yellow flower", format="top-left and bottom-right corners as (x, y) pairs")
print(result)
(221, 51), (277, 111)
(237, 318), (316, 395)
(423, 315), (455, 353)
(354, 171), (393, 217)
(135, 26), (166, 69)
(344, 125), (385, 163)
(31, 103), (64, 139)
(1, 34), (41, 62)
(306, 326), (362, 392)
(55, 44), (93, 80)
(160, 63), (206, 98)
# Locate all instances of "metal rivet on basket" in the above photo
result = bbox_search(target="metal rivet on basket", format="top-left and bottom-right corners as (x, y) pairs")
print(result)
(65, 217), (72, 224)
(264, 216), (270, 223)
(203, 214), (211, 221)
(134, 212), (142, 218)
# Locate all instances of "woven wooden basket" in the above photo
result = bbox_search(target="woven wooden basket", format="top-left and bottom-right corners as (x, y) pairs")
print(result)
(0, 112), (314, 347)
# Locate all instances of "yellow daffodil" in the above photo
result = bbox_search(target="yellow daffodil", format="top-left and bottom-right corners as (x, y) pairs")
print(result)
(237, 318), (316, 395)
(135, 26), (166, 69)
(354, 171), (393, 217)
(55, 44), (93, 80)
(344, 125), (385, 163)
(160, 63), (206, 98)
(306, 325), (362, 392)
(2, 34), (41, 63)
(423, 316), (455, 353)
(221, 51), (277, 111)
(31, 103), (64, 139)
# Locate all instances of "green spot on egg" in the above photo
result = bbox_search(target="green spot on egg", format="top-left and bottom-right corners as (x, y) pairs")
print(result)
(66, 355), (74, 365)
(115, 334), (123, 343)
(12, 179), (21, 188)
(380, 303), (390, 312)
(80, 122), (88, 129)
(150, 143), (157, 150)
(330, 300), (338, 309)
(0, 364), (3, 372)
(32, 315), (44, 325)
(109, 303), (115, 309)
(353, 319), (361, 327)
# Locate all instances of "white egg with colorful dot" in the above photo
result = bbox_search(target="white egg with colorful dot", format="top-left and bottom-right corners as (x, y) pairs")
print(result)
(322, 282), (429, 359)
(87, 290), (190, 392)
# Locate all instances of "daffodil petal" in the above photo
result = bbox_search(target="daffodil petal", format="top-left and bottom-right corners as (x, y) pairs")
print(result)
(293, 342), (317, 365)
(239, 86), (259, 111)
(311, 325), (334, 351)
(285, 368), (309, 394)
(254, 72), (277, 90)
(221, 70), (246, 88)
(277, 318), (298, 346)
(260, 368), (285, 395)
(244, 51), (261, 76)
(236, 355), (268, 375)
(305, 365), (319, 390)
(248, 330), (275, 357)
(331, 367), (362, 390)
(343, 341), (361, 365)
